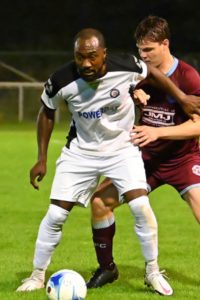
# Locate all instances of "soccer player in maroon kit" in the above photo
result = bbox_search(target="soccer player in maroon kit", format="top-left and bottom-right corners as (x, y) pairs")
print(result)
(87, 16), (200, 295)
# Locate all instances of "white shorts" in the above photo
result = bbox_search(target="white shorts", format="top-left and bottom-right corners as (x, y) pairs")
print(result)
(50, 146), (147, 207)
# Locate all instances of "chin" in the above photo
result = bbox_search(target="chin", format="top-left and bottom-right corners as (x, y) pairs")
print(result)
(83, 76), (94, 82)
(82, 74), (97, 82)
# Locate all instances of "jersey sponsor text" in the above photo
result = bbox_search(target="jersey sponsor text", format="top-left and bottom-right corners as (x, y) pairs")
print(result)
(78, 106), (118, 119)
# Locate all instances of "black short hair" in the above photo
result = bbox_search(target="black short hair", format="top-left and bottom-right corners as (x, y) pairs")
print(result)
(74, 28), (106, 48)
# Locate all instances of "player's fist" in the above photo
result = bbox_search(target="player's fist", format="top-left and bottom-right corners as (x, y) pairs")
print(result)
(30, 160), (47, 190)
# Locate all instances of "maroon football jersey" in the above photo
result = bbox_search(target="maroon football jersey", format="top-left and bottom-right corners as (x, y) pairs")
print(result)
(138, 58), (200, 162)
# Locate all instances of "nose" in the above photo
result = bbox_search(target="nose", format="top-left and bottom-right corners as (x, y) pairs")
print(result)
(139, 50), (147, 60)
(82, 58), (92, 68)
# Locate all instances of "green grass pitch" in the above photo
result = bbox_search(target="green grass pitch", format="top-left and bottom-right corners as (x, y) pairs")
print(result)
(0, 123), (200, 300)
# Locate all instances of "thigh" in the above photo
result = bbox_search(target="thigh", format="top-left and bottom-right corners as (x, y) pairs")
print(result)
(93, 178), (120, 208)
(50, 147), (100, 207)
(146, 155), (200, 196)
(183, 187), (200, 223)
(144, 159), (164, 192)
(103, 148), (148, 197)
(91, 178), (120, 220)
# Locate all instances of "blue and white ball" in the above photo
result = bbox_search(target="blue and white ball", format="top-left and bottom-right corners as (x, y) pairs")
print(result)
(46, 269), (87, 300)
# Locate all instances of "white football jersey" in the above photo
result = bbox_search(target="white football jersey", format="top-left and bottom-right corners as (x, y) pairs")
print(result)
(41, 53), (148, 155)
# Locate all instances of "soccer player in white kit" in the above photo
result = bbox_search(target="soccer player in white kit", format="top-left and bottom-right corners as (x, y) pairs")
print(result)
(16, 28), (197, 294)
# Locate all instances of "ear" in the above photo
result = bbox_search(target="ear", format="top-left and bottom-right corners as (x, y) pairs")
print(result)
(162, 39), (169, 47)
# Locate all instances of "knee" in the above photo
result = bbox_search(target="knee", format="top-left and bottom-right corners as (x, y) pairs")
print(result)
(183, 190), (200, 224)
(91, 196), (112, 220)
(46, 204), (68, 226)
(194, 215), (200, 224)
(125, 189), (147, 202)
(129, 196), (158, 230)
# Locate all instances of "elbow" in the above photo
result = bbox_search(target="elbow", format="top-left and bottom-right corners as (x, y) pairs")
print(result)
(41, 103), (55, 121)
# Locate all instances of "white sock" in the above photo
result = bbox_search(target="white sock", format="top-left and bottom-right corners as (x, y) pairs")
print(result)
(145, 259), (159, 274)
(33, 204), (69, 270)
(31, 269), (45, 282)
(92, 215), (115, 229)
(128, 196), (158, 262)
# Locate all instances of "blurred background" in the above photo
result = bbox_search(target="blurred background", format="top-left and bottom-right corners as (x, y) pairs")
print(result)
(0, 0), (199, 123)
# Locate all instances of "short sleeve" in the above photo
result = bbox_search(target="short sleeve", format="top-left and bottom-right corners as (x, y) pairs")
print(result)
(41, 77), (62, 109)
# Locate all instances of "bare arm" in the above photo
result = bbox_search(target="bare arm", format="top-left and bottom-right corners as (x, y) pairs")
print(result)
(30, 103), (55, 189)
(145, 65), (200, 117)
(131, 116), (200, 147)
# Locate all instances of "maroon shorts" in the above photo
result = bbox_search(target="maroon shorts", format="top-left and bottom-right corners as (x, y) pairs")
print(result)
(144, 153), (200, 196)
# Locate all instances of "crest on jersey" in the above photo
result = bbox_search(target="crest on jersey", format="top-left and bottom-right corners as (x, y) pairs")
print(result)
(44, 78), (53, 96)
(192, 165), (200, 176)
(110, 88), (120, 98)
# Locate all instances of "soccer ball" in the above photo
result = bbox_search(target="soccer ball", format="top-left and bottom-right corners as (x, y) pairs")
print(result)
(46, 269), (87, 300)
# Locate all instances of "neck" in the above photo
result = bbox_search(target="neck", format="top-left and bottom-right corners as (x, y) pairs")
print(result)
(101, 63), (107, 77)
(158, 53), (174, 74)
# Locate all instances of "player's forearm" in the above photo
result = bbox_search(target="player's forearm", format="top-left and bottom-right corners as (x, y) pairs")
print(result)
(156, 119), (200, 140)
(147, 65), (200, 117)
(37, 104), (55, 162)
(147, 65), (186, 102)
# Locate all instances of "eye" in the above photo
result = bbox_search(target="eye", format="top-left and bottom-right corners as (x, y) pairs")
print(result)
(89, 54), (97, 61)
(76, 54), (83, 61)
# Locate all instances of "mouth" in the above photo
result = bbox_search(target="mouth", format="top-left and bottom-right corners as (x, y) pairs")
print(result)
(82, 70), (95, 76)
(80, 70), (96, 81)
(83, 71), (94, 76)
(79, 67), (94, 74)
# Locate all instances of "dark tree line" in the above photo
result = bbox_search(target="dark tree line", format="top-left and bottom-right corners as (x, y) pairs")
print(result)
(1, 0), (200, 53)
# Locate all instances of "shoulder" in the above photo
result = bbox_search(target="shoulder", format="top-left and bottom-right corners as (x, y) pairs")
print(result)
(178, 59), (199, 75)
(44, 61), (80, 97)
(106, 52), (146, 74)
(172, 59), (200, 95)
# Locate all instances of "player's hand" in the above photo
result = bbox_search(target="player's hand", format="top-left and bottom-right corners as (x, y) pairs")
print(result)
(130, 125), (159, 147)
(129, 85), (150, 106)
(191, 113), (200, 122)
(180, 95), (200, 118)
(30, 160), (47, 190)
(132, 89), (150, 106)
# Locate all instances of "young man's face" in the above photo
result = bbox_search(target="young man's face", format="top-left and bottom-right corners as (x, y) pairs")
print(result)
(74, 36), (106, 82)
(136, 39), (169, 68)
